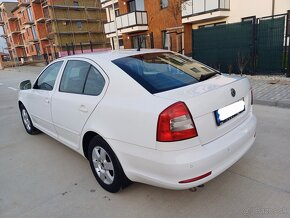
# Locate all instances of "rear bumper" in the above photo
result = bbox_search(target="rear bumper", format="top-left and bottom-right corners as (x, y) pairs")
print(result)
(108, 113), (257, 190)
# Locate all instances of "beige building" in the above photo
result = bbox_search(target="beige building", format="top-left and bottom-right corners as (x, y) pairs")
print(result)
(182, 0), (290, 29)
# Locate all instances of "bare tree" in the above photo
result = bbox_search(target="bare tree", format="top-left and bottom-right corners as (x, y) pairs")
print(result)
(237, 52), (249, 75)
(168, 0), (190, 25)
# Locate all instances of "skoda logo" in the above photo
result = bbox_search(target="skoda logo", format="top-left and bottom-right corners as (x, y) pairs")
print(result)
(231, 88), (236, 97)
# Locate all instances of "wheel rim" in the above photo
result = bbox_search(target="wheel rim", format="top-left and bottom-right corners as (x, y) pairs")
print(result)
(22, 109), (31, 131)
(92, 146), (115, 185)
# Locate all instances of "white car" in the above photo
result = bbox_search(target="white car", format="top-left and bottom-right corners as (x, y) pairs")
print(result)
(18, 49), (256, 193)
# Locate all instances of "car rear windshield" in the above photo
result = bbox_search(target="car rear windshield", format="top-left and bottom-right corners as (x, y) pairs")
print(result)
(112, 52), (218, 94)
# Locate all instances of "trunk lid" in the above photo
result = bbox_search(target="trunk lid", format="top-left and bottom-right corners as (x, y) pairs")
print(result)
(154, 75), (252, 145)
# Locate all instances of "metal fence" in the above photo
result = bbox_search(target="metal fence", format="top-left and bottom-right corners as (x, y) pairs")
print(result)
(192, 13), (290, 75)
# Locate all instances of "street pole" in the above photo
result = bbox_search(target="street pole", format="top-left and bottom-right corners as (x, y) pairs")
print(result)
(287, 11), (290, 77)
(272, 0), (275, 16)
(111, 0), (119, 50)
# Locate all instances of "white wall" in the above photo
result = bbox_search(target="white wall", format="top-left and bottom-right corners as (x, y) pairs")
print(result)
(191, 0), (290, 29)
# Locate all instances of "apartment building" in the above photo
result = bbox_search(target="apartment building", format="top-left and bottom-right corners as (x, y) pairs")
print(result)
(0, 1), (20, 60)
(102, 0), (290, 56)
(101, 0), (193, 55)
(0, 0), (109, 62)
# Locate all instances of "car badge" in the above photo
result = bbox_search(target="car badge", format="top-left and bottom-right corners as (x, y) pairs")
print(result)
(231, 88), (236, 97)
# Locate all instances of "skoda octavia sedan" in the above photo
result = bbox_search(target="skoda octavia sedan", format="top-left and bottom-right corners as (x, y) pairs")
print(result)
(18, 49), (256, 193)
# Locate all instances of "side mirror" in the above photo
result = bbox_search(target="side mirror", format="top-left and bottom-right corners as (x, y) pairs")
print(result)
(20, 80), (32, 90)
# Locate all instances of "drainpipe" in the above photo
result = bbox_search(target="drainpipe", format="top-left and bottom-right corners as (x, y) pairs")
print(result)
(272, 0), (275, 16)
(111, 0), (119, 50)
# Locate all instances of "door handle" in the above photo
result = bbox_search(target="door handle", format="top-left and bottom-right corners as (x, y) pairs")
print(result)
(45, 98), (50, 104)
(79, 105), (88, 113)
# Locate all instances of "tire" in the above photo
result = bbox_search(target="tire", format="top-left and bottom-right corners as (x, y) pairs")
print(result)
(88, 136), (131, 193)
(20, 105), (40, 135)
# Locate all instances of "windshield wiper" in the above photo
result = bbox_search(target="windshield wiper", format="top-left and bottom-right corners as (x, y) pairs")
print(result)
(199, 72), (221, 81)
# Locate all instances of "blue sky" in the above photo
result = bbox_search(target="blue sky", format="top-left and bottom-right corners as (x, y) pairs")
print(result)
(0, 0), (17, 53)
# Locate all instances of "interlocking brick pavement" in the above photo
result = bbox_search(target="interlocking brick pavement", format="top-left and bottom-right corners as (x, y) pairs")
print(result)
(247, 75), (290, 108)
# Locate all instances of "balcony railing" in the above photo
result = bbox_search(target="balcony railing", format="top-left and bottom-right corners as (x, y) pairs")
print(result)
(100, 0), (118, 8)
(104, 11), (148, 35)
(182, 0), (230, 18)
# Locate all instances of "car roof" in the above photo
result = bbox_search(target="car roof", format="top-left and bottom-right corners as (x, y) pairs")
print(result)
(58, 49), (170, 63)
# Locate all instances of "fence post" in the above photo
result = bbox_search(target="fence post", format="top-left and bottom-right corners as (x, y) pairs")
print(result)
(192, 29), (194, 59)
(252, 18), (258, 74)
(71, 42), (75, 55)
(53, 46), (57, 60)
(287, 11), (290, 77)
(90, 41), (93, 52)
(80, 42), (83, 53)
(66, 43), (70, 56)
(150, 32), (154, 48)
(287, 46), (290, 77)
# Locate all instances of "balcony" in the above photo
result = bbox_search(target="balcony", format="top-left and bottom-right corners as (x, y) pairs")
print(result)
(28, 37), (39, 42)
(100, 0), (118, 8)
(104, 11), (148, 37)
(11, 29), (21, 34)
(31, 0), (43, 3)
(18, 0), (30, 7)
(182, 0), (230, 24)
(15, 40), (25, 47)
(23, 19), (34, 25)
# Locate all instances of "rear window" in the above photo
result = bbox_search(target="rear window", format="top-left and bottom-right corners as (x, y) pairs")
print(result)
(112, 52), (217, 94)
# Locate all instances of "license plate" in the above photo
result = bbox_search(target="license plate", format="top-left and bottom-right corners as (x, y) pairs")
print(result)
(215, 100), (245, 126)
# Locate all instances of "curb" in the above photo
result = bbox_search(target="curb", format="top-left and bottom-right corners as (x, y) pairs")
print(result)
(254, 99), (290, 109)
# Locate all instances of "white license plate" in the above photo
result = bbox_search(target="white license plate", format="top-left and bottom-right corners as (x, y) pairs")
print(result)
(215, 100), (245, 126)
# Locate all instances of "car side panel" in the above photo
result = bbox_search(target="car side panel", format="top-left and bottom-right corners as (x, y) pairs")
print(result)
(51, 58), (109, 150)
(81, 63), (176, 150)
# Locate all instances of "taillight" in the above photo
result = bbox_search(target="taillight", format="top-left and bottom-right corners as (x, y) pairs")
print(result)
(250, 89), (254, 105)
(157, 102), (198, 142)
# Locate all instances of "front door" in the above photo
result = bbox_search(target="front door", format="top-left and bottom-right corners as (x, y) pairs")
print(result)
(28, 61), (64, 137)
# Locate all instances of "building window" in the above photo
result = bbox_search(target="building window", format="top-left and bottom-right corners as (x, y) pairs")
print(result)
(119, 39), (124, 47)
(115, 9), (120, 17)
(160, 0), (168, 9)
(35, 43), (41, 56)
(27, 7), (33, 22)
(242, 16), (256, 24)
(162, 31), (168, 49)
(31, 25), (38, 39)
(128, 0), (136, 12)
(132, 35), (147, 49)
(76, 21), (82, 29)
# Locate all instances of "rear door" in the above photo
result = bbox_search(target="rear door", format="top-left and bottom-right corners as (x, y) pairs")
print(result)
(51, 59), (108, 149)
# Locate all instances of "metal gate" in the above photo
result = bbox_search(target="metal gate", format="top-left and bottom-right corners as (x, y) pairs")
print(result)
(192, 14), (288, 74)
(257, 17), (285, 72)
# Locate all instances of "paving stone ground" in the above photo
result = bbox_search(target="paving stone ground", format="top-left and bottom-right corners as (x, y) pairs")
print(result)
(247, 75), (290, 108)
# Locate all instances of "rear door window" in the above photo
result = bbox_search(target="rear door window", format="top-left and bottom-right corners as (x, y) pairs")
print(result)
(59, 60), (105, 96)
(112, 52), (217, 94)
(83, 66), (105, 96)
(60, 60), (91, 94)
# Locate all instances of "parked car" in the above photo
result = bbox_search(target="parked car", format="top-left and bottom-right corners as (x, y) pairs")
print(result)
(18, 49), (256, 193)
